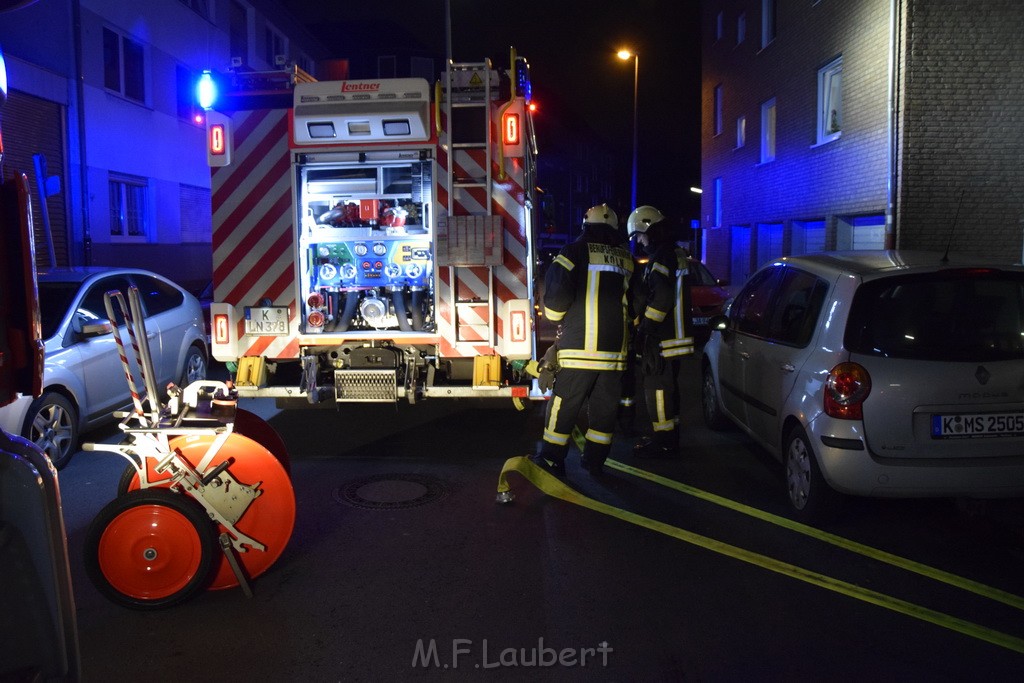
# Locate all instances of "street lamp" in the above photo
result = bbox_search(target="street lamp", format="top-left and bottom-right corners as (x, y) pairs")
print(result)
(617, 49), (639, 210)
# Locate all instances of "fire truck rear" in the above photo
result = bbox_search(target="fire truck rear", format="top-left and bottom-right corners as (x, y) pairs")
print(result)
(202, 53), (542, 406)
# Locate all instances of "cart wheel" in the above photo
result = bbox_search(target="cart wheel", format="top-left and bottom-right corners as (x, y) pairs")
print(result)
(85, 489), (217, 609)
(117, 432), (295, 590)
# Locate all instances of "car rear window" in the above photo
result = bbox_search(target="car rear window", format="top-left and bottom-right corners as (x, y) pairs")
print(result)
(845, 269), (1024, 362)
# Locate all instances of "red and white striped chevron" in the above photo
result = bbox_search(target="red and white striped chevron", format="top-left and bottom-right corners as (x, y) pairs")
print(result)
(211, 108), (299, 360)
(435, 128), (531, 358)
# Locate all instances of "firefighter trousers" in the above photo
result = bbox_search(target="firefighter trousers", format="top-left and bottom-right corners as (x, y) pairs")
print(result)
(641, 356), (682, 444)
(540, 367), (623, 466)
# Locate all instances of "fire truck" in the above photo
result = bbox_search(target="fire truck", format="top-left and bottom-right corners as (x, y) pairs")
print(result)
(202, 52), (543, 405)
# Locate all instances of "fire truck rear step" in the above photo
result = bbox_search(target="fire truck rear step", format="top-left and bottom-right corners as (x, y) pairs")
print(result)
(333, 369), (399, 402)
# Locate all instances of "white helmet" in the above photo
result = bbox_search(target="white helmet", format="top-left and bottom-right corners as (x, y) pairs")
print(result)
(583, 203), (618, 228)
(627, 206), (665, 237)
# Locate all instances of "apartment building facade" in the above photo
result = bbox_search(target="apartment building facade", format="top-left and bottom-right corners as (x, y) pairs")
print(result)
(0, 0), (325, 292)
(700, 0), (1024, 286)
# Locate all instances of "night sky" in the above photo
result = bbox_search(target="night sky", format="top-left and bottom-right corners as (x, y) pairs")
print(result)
(282, 0), (701, 222)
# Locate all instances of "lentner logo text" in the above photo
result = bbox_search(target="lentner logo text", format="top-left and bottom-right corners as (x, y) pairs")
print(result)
(411, 638), (613, 669)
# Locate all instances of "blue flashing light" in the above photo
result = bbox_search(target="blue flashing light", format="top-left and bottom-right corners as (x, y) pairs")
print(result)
(197, 70), (217, 110)
(514, 57), (531, 102)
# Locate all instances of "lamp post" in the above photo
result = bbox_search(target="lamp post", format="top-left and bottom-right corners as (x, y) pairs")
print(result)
(617, 49), (639, 210)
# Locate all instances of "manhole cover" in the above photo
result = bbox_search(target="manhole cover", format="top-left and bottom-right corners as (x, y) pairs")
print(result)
(334, 473), (449, 510)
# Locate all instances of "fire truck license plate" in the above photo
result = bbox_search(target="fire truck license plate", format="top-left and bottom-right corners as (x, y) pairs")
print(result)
(245, 306), (289, 336)
(931, 413), (1024, 439)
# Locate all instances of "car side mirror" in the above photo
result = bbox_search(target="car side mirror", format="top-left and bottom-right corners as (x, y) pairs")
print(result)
(708, 314), (729, 331)
(73, 315), (113, 338)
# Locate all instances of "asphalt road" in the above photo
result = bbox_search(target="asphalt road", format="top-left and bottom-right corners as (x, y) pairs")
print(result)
(52, 355), (1024, 681)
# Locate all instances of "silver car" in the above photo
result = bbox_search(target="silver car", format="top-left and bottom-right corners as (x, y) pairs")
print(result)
(701, 251), (1024, 521)
(0, 267), (208, 469)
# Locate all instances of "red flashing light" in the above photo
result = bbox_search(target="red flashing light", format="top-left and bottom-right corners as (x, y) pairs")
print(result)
(209, 123), (226, 156)
(502, 111), (520, 146)
(528, 102), (538, 113)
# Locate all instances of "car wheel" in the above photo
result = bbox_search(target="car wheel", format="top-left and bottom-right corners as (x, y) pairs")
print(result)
(701, 364), (730, 431)
(179, 345), (208, 387)
(784, 424), (841, 523)
(22, 392), (79, 470)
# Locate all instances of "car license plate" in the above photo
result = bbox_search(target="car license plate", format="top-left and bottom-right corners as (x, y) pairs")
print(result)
(245, 306), (289, 336)
(931, 413), (1024, 439)
(693, 316), (709, 326)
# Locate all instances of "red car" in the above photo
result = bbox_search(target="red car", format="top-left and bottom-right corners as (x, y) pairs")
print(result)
(685, 258), (732, 340)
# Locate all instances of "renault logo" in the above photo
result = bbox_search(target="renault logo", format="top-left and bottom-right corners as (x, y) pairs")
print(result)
(975, 365), (991, 385)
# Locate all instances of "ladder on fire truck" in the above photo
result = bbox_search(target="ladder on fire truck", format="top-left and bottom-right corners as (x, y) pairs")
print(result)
(443, 60), (500, 347)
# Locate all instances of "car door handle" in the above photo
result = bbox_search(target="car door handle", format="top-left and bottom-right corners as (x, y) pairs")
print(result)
(780, 363), (795, 372)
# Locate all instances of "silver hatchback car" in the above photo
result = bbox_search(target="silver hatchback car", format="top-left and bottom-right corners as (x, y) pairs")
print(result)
(0, 267), (208, 469)
(701, 251), (1024, 521)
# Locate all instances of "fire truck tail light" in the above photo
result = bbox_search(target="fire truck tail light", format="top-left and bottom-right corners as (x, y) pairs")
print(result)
(212, 313), (230, 345)
(502, 112), (520, 146)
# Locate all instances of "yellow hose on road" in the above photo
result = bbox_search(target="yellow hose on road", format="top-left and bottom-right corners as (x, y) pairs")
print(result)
(495, 455), (1024, 655)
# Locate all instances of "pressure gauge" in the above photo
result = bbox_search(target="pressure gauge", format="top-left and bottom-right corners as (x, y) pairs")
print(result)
(353, 243), (368, 256)
(372, 242), (387, 256)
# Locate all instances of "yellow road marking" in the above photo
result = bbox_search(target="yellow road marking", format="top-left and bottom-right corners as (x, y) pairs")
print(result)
(497, 455), (1024, 655)
(605, 458), (1024, 613)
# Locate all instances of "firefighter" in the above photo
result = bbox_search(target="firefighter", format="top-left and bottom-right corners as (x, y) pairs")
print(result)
(531, 203), (634, 476)
(627, 205), (695, 457)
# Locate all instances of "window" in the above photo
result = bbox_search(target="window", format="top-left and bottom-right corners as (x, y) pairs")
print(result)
(79, 276), (134, 330)
(817, 56), (843, 144)
(109, 173), (148, 239)
(715, 11), (724, 41)
(229, 1), (249, 66)
(179, 183), (212, 242)
(713, 177), (723, 228)
(845, 272), (1024, 362)
(760, 98), (776, 163)
(731, 266), (779, 337)
(103, 27), (145, 103)
(762, 0), (777, 48)
(178, 0), (210, 21)
(837, 215), (885, 250)
(736, 115), (746, 148)
(265, 25), (286, 67)
(756, 222), (784, 267)
(765, 268), (828, 346)
(713, 84), (723, 136)
(133, 274), (184, 316)
(792, 220), (826, 254)
(737, 12), (747, 45)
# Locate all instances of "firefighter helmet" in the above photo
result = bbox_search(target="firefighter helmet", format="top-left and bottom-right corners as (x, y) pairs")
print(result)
(583, 203), (618, 228)
(627, 205), (666, 237)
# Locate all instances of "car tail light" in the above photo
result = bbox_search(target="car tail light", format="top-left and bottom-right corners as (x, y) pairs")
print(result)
(824, 362), (871, 420)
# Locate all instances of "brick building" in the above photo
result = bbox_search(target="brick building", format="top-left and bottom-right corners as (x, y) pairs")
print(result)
(700, 0), (1024, 286)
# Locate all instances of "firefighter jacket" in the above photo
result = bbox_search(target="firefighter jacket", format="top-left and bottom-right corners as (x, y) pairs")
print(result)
(635, 245), (695, 358)
(543, 227), (634, 371)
